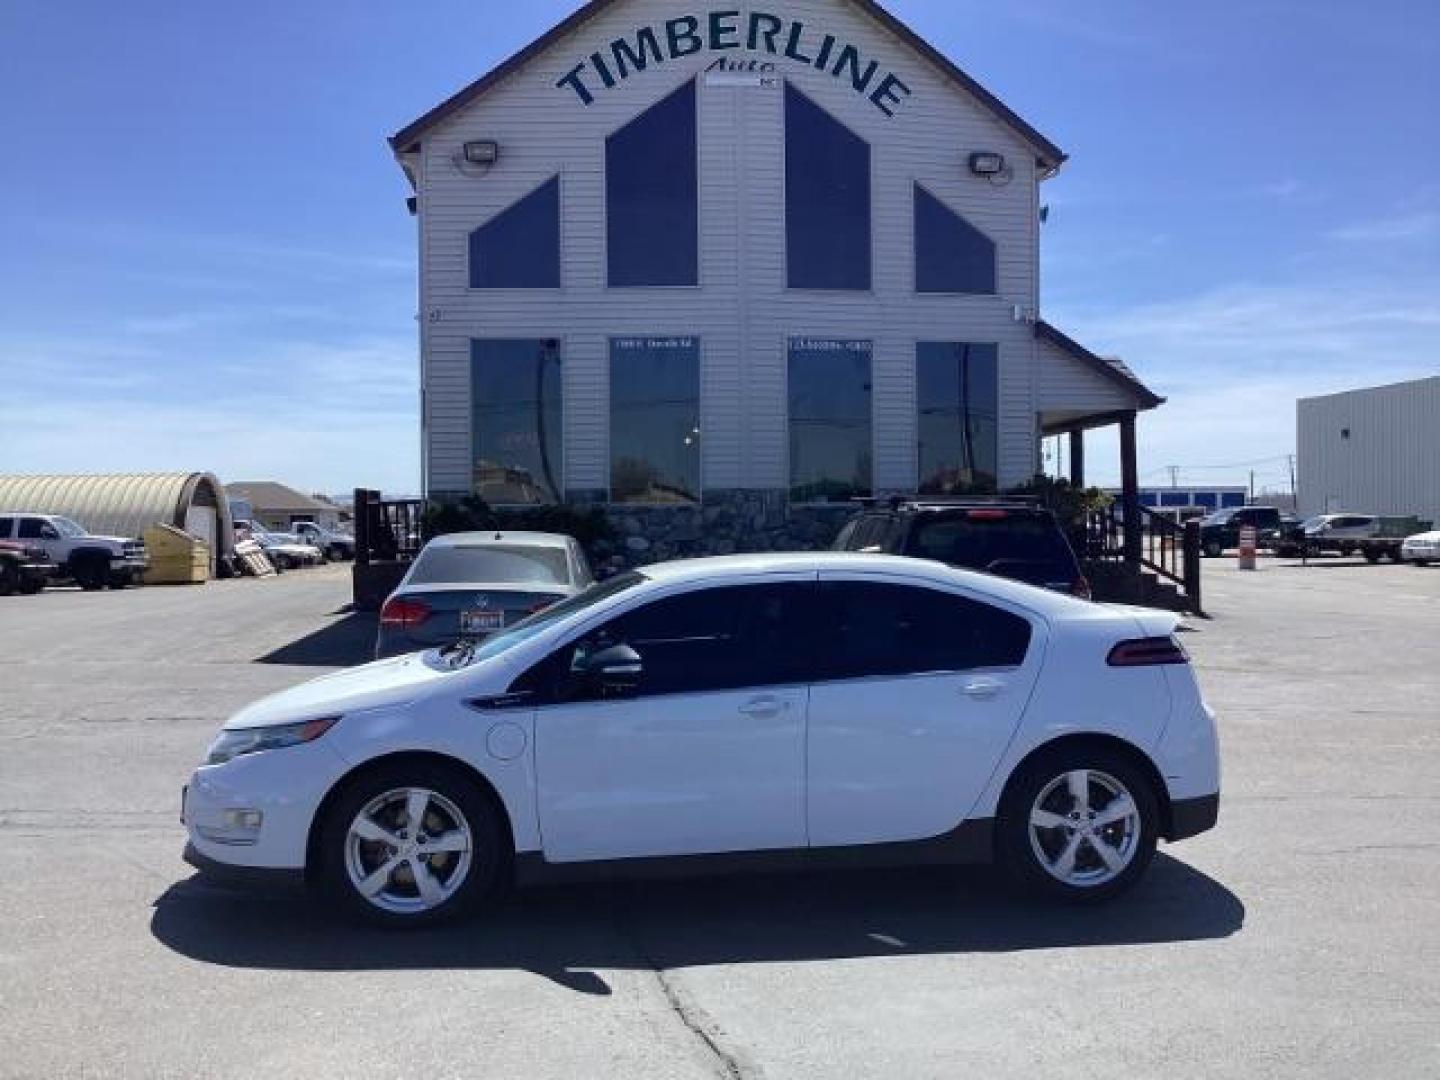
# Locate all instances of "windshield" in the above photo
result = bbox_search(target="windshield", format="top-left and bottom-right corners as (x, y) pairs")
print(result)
(1200, 511), (1233, 526)
(52, 517), (87, 538)
(463, 572), (646, 665)
(407, 544), (572, 586)
(1301, 516), (1328, 530)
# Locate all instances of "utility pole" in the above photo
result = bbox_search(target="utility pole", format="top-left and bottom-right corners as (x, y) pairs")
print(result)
(1250, 470), (1255, 503)
(1167, 465), (1180, 489)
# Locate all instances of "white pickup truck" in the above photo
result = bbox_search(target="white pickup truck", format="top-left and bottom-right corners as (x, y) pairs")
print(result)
(0, 513), (149, 590)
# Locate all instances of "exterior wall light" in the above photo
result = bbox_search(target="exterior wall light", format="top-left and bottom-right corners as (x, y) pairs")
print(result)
(968, 151), (1007, 176)
(463, 140), (501, 166)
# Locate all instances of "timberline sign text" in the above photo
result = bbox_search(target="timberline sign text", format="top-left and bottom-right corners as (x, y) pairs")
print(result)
(556, 10), (913, 117)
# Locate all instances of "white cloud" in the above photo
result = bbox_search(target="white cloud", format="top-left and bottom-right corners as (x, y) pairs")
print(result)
(1328, 211), (1440, 243)
(1051, 281), (1440, 486)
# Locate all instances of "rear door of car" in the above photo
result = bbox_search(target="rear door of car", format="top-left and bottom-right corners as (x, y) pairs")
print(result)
(805, 574), (1043, 847)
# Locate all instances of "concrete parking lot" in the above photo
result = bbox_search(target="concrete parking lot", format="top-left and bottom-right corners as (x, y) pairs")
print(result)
(1, 558), (1437, 1078)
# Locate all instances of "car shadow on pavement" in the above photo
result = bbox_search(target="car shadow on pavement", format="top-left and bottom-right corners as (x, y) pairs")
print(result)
(257, 611), (378, 667)
(150, 854), (1243, 994)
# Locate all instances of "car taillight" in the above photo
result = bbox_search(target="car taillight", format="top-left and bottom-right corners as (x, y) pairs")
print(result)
(1107, 636), (1189, 667)
(967, 509), (1009, 520)
(380, 597), (432, 627)
(1072, 576), (1092, 601)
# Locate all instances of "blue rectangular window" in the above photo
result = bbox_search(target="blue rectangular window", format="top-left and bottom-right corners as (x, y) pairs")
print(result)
(610, 337), (701, 505)
(917, 343), (999, 496)
(785, 83), (871, 290)
(1160, 491), (1191, 508)
(1221, 492), (1247, 508)
(607, 81), (698, 287)
(469, 177), (560, 289)
(471, 340), (563, 505)
(915, 184), (996, 294)
(789, 338), (873, 503)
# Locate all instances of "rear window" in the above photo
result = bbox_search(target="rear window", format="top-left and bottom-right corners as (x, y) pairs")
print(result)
(407, 544), (571, 587)
(906, 513), (1076, 574)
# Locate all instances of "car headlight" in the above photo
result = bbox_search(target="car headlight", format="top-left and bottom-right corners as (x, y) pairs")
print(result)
(206, 717), (339, 766)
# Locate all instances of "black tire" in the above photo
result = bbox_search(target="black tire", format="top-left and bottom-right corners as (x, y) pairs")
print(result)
(108, 570), (135, 589)
(71, 554), (108, 591)
(997, 743), (1160, 903)
(18, 573), (45, 595)
(1416, 560), (1432, 568)
(1363, 549), (1381, 564)
(314, 760), (507, 928)
(0, 560), (18, 597)
(1203, 540), (1223, 558)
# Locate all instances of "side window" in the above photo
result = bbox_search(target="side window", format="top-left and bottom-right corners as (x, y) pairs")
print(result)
(525, 584), (818, 700)
(0, 517), (12, 538)
(815, 581), (1031, 681)
(18, 518), (48, 540)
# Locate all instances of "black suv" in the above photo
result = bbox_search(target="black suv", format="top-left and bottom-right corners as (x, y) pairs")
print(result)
(832, 500), (1090, 598)
(1197, 506), (1283, 557)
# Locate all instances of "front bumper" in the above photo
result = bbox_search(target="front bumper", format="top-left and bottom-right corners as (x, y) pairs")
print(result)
(183, 842), (306, 892)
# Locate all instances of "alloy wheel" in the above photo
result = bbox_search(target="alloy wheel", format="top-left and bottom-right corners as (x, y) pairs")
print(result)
(1028, 769), (1141, 888)
(343, 787), (474, 915)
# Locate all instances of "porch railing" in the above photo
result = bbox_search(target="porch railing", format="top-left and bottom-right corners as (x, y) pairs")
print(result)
(1084, 502), (1203, 615)
(353, 489), (424, 566)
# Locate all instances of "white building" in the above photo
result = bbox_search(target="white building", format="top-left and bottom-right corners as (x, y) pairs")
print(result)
(390, 0), (1163, 553)
(1298, 376), (1440, 524)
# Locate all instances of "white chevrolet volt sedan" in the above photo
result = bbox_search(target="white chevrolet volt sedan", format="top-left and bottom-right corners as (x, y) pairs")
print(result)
(182, 554), (1220, 926)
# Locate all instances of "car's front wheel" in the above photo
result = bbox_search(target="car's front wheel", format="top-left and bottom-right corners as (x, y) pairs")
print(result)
(315, 762), (506, 927)
(999, 745), (1159, 902)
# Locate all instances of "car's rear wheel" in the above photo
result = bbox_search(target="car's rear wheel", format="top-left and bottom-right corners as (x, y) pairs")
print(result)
(999, 745), (1159, 902)
(316, 762), (505, 927)
(0, 560), (18, 596)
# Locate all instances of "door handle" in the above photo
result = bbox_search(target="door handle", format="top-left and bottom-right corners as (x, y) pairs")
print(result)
(739, 696), (789, 718)
(962, 679), (1005, 701)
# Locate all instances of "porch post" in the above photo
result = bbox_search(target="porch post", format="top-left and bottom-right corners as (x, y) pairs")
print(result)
(1068, 430), (1086, 488)
(1119, 412), (1141, 567)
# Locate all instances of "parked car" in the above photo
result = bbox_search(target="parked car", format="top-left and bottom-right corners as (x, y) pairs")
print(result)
(0, 513), (148, 590)
(0, 540), (54, 595)
(290, 521), (356, 561)
(1197, 506), (1284, 557)
(237, 521), (323, 571)
(1400, 530), (1440, 566)
(833, 500), (1090, 598)
(182, 552), (1221, 927)
(376, 531), (592, 659)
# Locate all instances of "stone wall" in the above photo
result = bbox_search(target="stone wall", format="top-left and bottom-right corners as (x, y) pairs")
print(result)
(567, 488), (856, 573)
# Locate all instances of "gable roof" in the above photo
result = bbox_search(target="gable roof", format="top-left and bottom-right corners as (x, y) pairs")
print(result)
(389, 0), (1066, 168)
(226, 481), (337, 515)
(1035, 320), (1165, 411)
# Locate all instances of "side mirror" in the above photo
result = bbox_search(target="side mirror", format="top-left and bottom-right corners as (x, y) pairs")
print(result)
(577, 643), (643, 698)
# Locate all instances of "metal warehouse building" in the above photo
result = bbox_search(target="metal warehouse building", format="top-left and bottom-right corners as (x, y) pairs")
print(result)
(0, 472), (235, 567)
(1298, 376), (1439, 524)
(390, 0), (1163, 553)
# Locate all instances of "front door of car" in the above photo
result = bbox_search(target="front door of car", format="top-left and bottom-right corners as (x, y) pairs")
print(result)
(531, 578), (817, 863)
(805, 576), (1043, 848)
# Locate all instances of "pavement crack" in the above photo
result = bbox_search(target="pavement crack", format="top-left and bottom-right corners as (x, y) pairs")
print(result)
(610, 903), (759, 1080)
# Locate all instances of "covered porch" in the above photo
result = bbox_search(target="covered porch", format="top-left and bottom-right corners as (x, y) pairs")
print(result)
(1034, 322), (1201, 613)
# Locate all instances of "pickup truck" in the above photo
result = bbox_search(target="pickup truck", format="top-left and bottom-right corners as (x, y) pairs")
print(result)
(0, 513), (149, 590)
(290, 521), (356, 561)
(1277, 513), (1433, 562)
(0, 540), (54, 595)
(1198, 506), (1284, 557)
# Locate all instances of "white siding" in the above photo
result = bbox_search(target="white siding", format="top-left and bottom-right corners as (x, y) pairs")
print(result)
(1298, 377), (1440, 523)
(412, 0), (1111, 497)
(1034, 338), (1137, 415)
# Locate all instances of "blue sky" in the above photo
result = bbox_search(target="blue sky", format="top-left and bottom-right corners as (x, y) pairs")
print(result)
(2, 0), (1436, 497)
